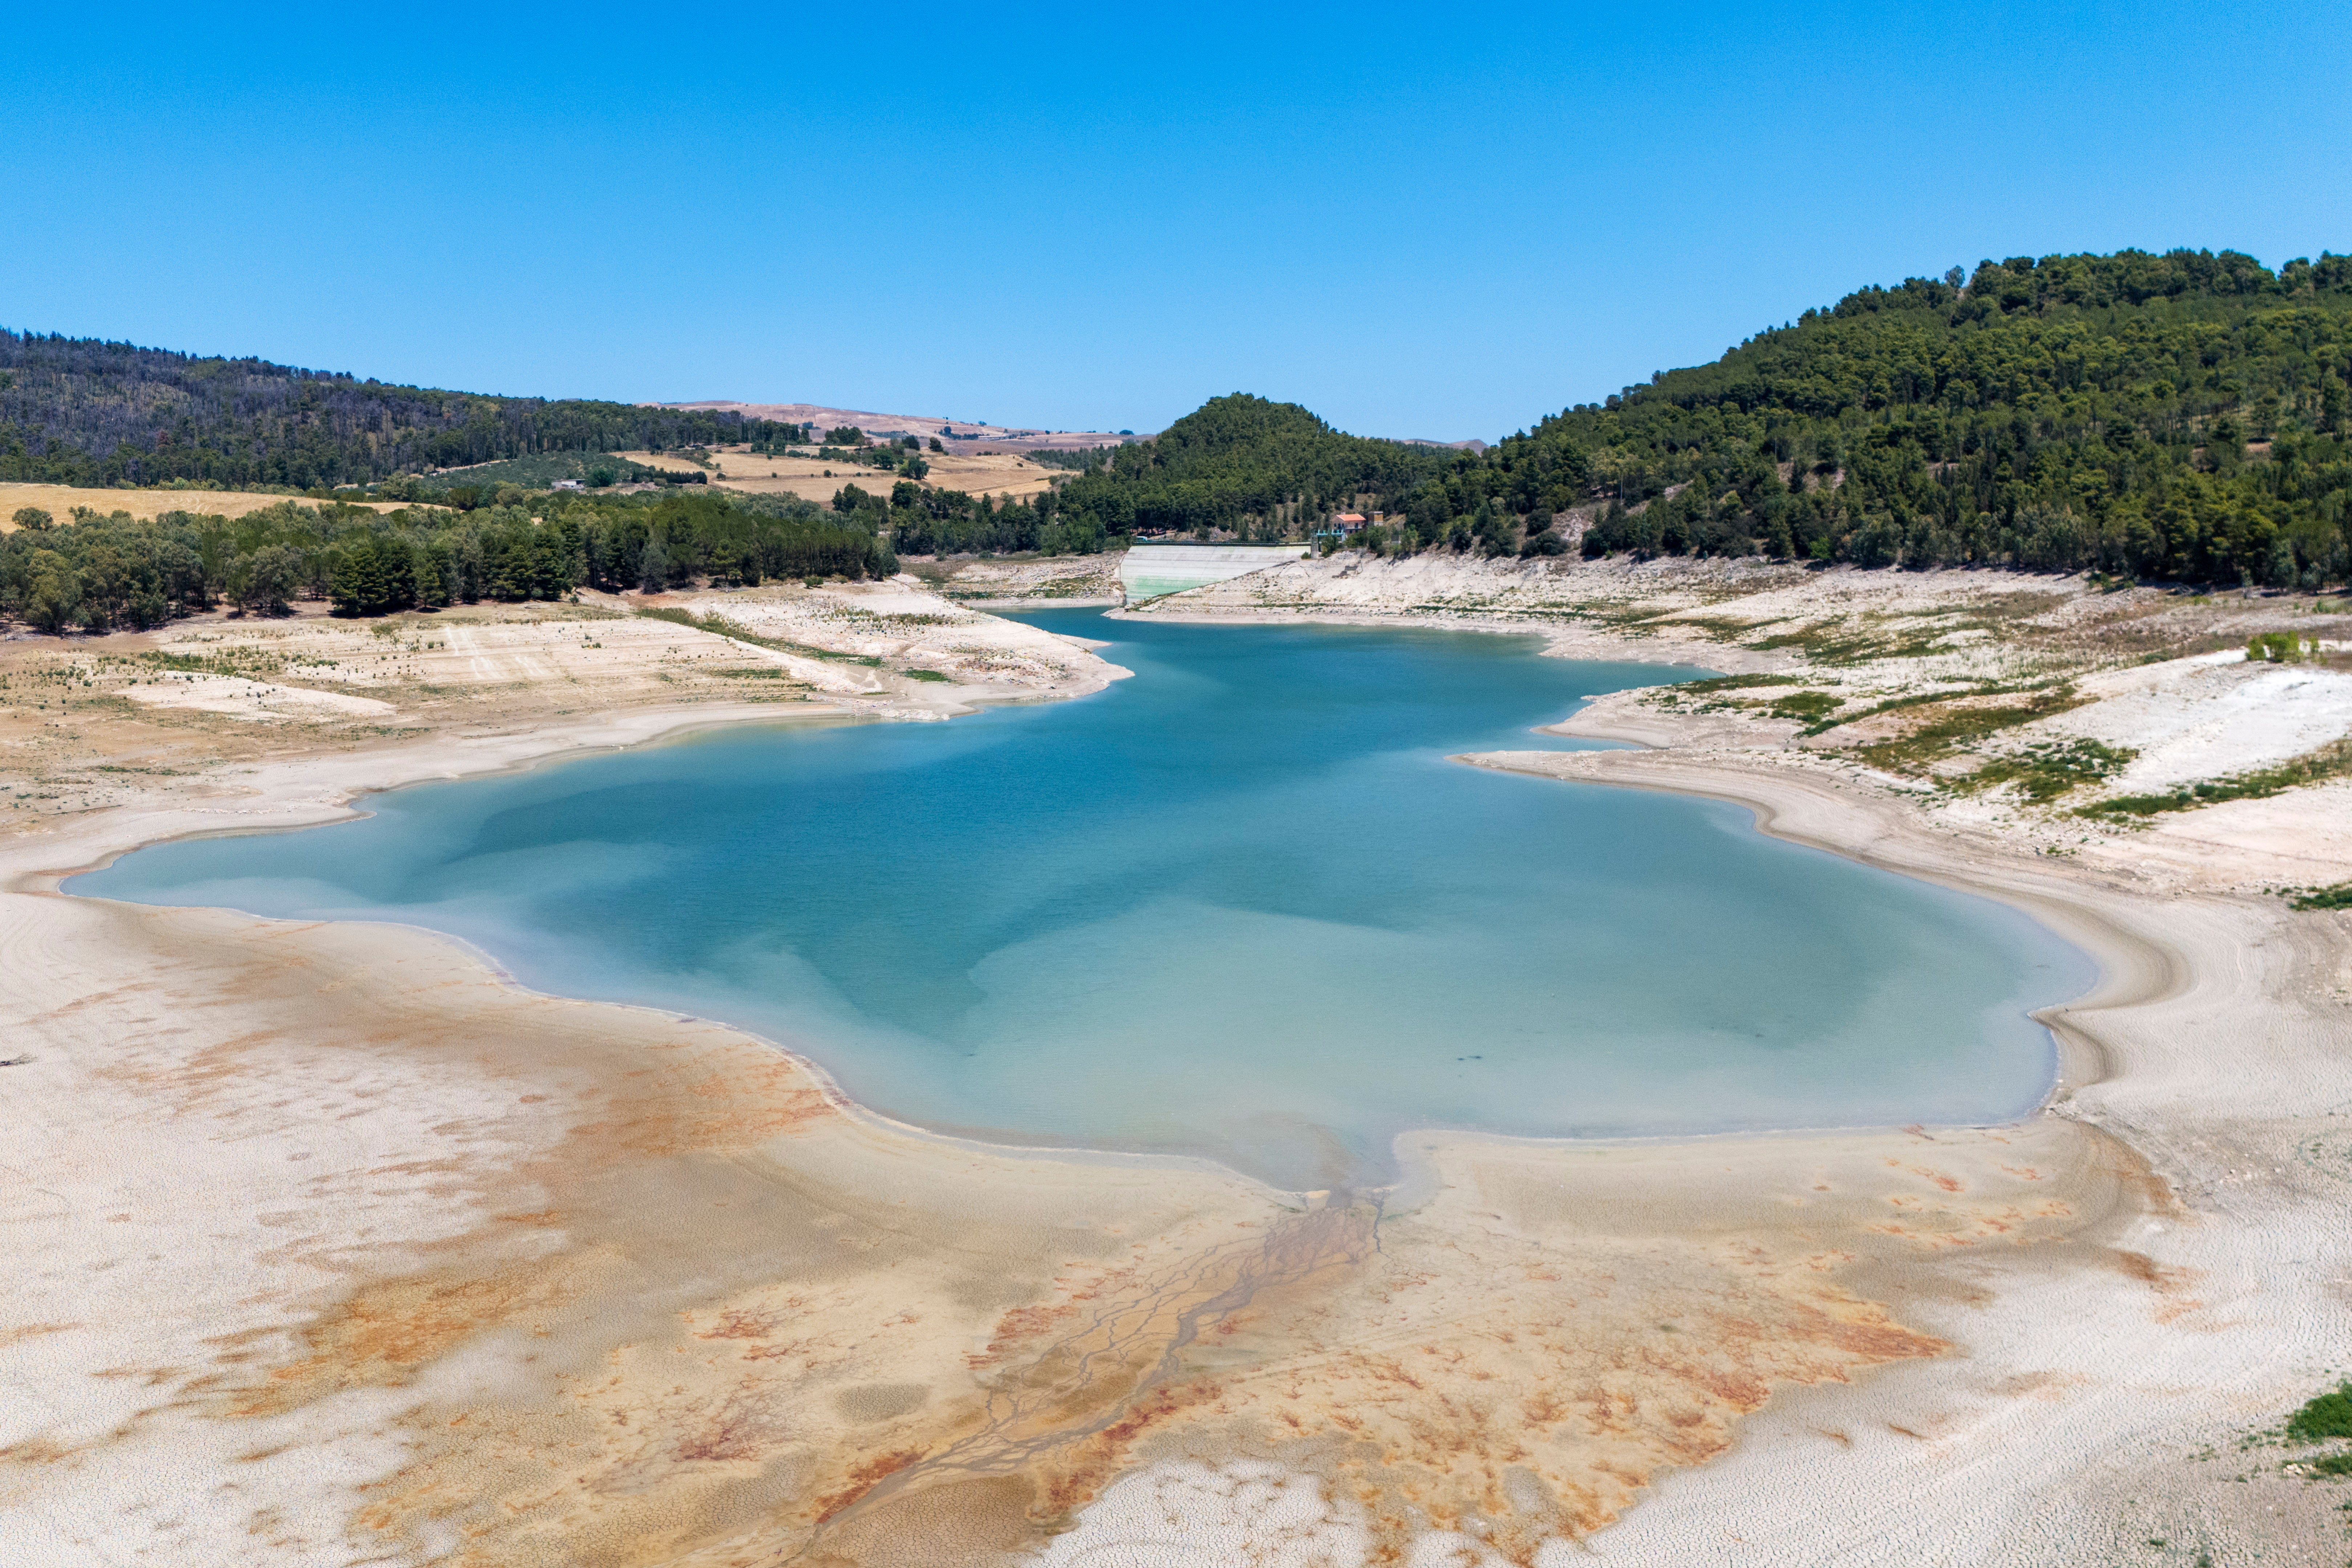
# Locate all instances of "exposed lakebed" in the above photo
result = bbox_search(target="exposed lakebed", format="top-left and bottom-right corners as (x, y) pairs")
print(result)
(75, 612), (2088, 1189)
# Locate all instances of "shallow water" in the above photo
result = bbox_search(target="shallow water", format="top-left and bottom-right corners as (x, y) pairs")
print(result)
(76, 612), (2089, 1190)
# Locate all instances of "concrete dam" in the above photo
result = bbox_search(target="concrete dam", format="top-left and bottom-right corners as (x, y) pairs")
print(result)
(1118, 544), (1310, 604)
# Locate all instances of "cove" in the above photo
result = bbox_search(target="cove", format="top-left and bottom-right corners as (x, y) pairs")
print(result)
(73, 611), (2089, 1191)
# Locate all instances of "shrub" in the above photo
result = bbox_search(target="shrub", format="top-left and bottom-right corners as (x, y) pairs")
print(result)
(2292, 883), (2352, 911)
(2288, 1384), (2352, 1443)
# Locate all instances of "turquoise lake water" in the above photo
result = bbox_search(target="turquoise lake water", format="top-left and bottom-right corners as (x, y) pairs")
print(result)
(73, 612), (2088, 1190)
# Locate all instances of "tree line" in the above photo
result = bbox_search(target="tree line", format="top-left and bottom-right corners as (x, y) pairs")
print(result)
(0, 490), (895, 633)
(877, 480), (1107, 557)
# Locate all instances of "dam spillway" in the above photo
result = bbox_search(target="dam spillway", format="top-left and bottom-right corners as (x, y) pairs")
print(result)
(1119, 544), (1310, 604)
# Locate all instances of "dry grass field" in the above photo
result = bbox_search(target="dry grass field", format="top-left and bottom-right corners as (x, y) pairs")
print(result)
(0, 481), (416, 532)
(613, 444), (1063, 505)
(651, 398), (1132, 452)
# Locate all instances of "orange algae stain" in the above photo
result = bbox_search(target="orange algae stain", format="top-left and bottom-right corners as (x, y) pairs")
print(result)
(577, 1071), (834, 1159)
(967, 1301), (1084, 1369)
(227, 1268), (570, 1418)
(952, 1227), (1958, 1566)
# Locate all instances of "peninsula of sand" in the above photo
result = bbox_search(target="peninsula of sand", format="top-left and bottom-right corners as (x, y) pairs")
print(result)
(6, 547), (2351, 1566)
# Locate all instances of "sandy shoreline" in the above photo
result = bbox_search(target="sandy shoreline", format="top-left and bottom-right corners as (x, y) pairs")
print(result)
(7, 564), (2352, 1565)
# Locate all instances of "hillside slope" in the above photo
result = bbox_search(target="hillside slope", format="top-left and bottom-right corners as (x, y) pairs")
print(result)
(0, 333), (801, 490)
(1451, 248), (2352, 586)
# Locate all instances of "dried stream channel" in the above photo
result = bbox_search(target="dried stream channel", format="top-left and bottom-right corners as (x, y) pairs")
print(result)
(74, 612), (2087, 1190)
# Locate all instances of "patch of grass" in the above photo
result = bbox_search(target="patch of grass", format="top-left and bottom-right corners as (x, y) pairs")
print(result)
(2291, 1385), (2352, 1443)
(137, 648), (281, 679)
(1669, 614), (1791, 642)
(2079, 736), (2352, 820)
(1766, 690), (1844, 720)
(2291, 882), (2352, 911)
(1852, 688), (2086, 775)
(1673, 673), (1790, 696)
(1799, 680), (2051, 739)
(1798, 688), (1957, 736)
(900, 668), (951, 682)
(1964, 738), (2138, 802)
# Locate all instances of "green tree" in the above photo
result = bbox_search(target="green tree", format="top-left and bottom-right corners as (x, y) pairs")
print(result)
(24, 549), (82, 632)
(232, 545), (301, 616)
(330, 534), (413, 616)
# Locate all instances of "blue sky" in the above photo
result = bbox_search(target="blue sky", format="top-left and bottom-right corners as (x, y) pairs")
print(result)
(5, 2), (2347, 439)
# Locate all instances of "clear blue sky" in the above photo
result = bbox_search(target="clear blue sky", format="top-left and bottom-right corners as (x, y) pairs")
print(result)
(6, 2), (2347, 440)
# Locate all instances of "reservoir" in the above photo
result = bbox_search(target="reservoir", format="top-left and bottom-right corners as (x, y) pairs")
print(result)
(73, 612), (2087, 1190)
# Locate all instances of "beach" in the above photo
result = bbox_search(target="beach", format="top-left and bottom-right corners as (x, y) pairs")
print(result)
(6, 558), (2352, 1565)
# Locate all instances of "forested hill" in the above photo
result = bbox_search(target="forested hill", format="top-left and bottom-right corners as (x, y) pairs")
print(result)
(1051, 394), (1450, 534)
(1463, 248), (2352, 586)
(886, 394), (1454, 557)
(0, 332), (803, 489)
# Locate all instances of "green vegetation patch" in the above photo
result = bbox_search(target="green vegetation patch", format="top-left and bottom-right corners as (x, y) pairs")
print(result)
(1767, 690), (1845, 720)
(1799, 687), (1977, 737)
(420, 453), (658, 493)
(142, 650), (227, 674)
(2292, 882), (2352, 910)
(901, 668), (952, 682)
(1671, 673), (1790, 696)
(136, 647), (285, 679)
(2249, 631), (2321, 663)
(2080, 735), (2352, 819)
(1853, 689), (2086, 775)
(2291, 1384), (2352, 1443)
(1964, 739), (2138, 802)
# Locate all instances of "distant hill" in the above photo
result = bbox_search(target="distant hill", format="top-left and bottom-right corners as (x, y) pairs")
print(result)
(653, 400), (1140, 453)
(0, 333), (801, 490)
(1043, 394), (1454, 538)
